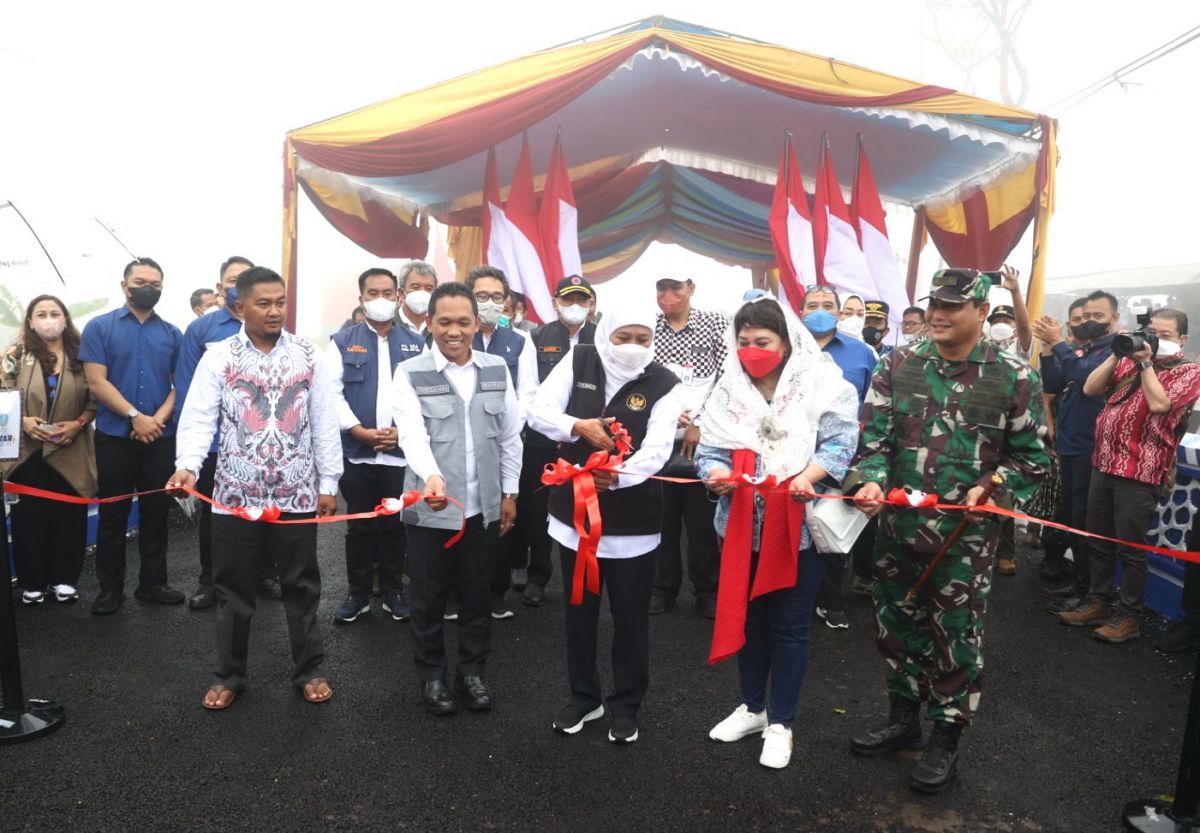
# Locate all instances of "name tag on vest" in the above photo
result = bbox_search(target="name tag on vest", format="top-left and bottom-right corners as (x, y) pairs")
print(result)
(575, 381), (598, 391)
(414, 384), (452, 396)
(479, 380), (507, 392)
(538, 346), (562, 353)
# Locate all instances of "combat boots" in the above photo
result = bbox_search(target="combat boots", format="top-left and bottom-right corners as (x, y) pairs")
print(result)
(910, 721), (962, 793)
(850, 693), (922, 756)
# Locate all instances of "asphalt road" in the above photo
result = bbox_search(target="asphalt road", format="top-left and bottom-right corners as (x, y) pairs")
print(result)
(1, 514), (1192, 833)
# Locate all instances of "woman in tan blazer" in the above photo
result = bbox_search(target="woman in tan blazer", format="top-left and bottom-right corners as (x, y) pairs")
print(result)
(1, 295), (97, 604)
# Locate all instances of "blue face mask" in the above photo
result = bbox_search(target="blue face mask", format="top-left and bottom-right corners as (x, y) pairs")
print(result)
(803, 309), (837, 336)
(225, 286), (238, 306)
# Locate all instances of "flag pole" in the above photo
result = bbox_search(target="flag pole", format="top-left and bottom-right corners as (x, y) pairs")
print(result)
(905, 206), (926, 304)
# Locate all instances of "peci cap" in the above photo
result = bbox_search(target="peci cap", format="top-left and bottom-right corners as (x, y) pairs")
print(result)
(864, 300), (890, 321)
(921, 269), (992, 304)
(555, 275), (594, 299)
(987, 304), (1016, 323)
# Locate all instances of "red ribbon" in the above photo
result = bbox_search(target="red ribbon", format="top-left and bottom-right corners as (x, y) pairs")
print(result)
(540, 422), (632, 605)
(3, 482), (468, 549)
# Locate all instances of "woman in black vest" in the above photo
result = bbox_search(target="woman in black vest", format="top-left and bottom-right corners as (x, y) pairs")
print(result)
(529, 302), (682, 744)
(695, 294), (858, 769)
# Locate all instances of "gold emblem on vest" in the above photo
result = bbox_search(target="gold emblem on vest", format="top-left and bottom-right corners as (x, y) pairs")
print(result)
(626, 393), (648, 412)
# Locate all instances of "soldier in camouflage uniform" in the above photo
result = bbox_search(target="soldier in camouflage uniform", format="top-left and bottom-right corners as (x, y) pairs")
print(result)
(843, 269), (1049, 793)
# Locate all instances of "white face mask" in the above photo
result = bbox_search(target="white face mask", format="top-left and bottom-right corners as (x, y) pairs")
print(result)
(32, 317), (66, 340)
(1156, 339), (1183, 358)
(363, 297), (397, 323)
(837, 315), (865, 339)
(512, 313), (524, 326)
(559, 303), (589, 326)
(902, 331), (920, 344)
(202, 304), (220, 315)
(477, 300), (504, 326)
(609, 343), (651, 370)
(404, 290), (431, 316)
(989, 322), (1015, 343)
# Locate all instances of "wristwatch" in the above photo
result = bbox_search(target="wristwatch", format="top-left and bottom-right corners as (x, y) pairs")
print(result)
(127, 407), (141, 420)
(1138, 360), (1153, 372)
(502, 493), (519, 501)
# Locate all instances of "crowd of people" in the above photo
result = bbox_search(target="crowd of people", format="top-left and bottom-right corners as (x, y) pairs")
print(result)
(4, 253), (1200, 793)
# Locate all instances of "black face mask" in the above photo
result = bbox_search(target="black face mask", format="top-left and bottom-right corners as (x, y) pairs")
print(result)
(862, 326), (885, 346)
(1072, 320), (1108, 343)
(128, 285), (162, 311)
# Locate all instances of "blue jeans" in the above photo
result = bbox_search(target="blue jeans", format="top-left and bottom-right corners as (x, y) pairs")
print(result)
(738, 547), (827, 727)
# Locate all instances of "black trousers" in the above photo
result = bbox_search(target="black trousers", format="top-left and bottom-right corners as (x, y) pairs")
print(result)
(1060, 454), (1094, 594)
(94, 433), (175, 593)
(561, 546), (656, 718)
(516, 441), (558, 589)
(407, 516), (495, 681)
(340, 460), (407, 597)
(210, 512), (323, 690)
(651, 480), (719, 602)
(197, 453), (278, 587)
(816, 552), (848, 613)
(1182, 520), (1200, 625)
(9, 451), (87, 590)
(1086, 470), (1160, 612)
(851, 519), (879, 581)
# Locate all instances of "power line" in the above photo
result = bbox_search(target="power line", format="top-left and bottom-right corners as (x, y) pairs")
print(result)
(1044, 23), (1200, 113)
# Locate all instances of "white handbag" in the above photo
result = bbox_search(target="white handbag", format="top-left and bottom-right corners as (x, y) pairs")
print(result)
(807, 489), (871, 554)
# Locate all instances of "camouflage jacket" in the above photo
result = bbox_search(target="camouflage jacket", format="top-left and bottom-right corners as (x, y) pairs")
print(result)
(846, 338), (1049, 552)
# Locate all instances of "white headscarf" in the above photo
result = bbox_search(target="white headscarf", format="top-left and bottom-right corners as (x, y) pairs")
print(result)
(595, 300), (658, 386)
(700, 296), (851, 479)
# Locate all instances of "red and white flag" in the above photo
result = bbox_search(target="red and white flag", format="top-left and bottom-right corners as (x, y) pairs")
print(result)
(767, 134), (817, 316)
(812, 137), (873, 305)
(503, 137), (555, 324)
(850, 139), (907, 333)
(482, 147), (519, 284)
(538, 134), (582, 285)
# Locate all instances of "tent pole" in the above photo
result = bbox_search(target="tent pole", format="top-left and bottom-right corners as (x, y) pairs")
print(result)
(905, 206), (926, 304)
(283, 138), (299, 333)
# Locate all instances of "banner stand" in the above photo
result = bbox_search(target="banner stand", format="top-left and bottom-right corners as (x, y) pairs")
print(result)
(0, 470), (66, 743)
(1122, 643), (1200, 831)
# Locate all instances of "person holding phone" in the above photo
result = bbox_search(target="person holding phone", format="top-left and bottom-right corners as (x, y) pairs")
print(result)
(2, 295), (97, 604)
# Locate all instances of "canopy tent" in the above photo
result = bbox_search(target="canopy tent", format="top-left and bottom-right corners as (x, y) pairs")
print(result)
(283, 16), (1057, 326)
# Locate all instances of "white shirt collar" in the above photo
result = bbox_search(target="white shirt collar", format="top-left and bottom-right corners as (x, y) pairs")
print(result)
(430, 342), (480, 372)
(237, 325), (291, 354)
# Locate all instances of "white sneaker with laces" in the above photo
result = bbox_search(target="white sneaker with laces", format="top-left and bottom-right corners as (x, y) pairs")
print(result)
(709, 704), (769, 742)
(759, 724), (793, 769)
(52, 584), (79, 602)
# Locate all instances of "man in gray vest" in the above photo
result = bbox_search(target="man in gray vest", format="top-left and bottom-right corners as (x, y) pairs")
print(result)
(391, 282), (523, 715)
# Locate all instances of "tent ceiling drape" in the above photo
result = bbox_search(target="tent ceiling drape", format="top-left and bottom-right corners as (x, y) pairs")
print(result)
(283, 16), (1057, 321)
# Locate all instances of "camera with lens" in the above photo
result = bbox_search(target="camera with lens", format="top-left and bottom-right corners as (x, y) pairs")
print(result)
(1112, 306), (1158, 359)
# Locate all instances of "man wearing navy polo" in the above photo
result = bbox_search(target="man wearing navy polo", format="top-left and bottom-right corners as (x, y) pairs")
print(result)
(81, 257), (184, 615)
(175, 256), (285, 610)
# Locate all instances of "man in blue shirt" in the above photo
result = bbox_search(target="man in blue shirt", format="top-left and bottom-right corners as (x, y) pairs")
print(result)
(80, 257), (184, 615)
(801, 285), (879, 629)
(175, 256), (282, 610)
(1032, 290), (1119, 610)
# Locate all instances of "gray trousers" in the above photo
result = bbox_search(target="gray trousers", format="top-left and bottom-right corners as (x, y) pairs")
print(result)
(211, 513), (324, 690)
(1086, 469), (1161, 612)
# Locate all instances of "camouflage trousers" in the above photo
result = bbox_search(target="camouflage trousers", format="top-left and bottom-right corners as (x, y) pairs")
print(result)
(871, 521), (1000, 726)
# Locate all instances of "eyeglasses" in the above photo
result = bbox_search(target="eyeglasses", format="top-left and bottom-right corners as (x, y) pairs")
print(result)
(474, 291), (506, 304)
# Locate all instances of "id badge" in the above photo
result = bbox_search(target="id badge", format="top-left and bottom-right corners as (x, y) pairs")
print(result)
(680, 362), (694, 386)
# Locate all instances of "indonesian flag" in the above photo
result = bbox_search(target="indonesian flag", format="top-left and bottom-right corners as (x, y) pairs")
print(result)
(850, 139), (908, 333)
(812, 138), (874, 305)
(537, 134), (582, 285)
(767, 135), (817, 316)
(482, 147), (519, 288)
(503, 137), (555, 324)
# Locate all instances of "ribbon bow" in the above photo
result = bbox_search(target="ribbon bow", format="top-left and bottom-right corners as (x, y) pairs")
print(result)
(886, 487), (939, 508)
(234, 505), (282, 522)
(374, 490), (422, 516)
(541, 421), (632, 605)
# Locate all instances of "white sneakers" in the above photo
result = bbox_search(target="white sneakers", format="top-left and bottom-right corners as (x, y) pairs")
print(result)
(709, 705), (793, 769)
(52, 584), (79, 602)
(21, 590), (45, 605)
(759, 724), (793, 769)
(709, 704), (769, 742)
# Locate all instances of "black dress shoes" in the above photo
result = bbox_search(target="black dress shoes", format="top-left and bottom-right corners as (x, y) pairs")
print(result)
(521, 583), (545, 607)
(257, 577), (283, 600)
(423, 680), (457, 716)
(91, 590), (125, 616)
(188, 585), (216, 610)
(453, 674), (493, 711)
(134, 584), (185, 605)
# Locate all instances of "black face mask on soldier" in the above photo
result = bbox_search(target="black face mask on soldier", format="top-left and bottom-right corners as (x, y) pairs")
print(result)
(863, 326), (885, 347)
(1072, 320), (1108, 343)
(128, 285), (162, 311)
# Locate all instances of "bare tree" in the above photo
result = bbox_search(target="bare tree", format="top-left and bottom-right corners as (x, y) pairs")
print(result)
(926, 0), (1032, 106)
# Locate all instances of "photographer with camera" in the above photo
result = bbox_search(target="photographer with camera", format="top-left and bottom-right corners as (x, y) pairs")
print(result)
(1057, 309), (1200, 643)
